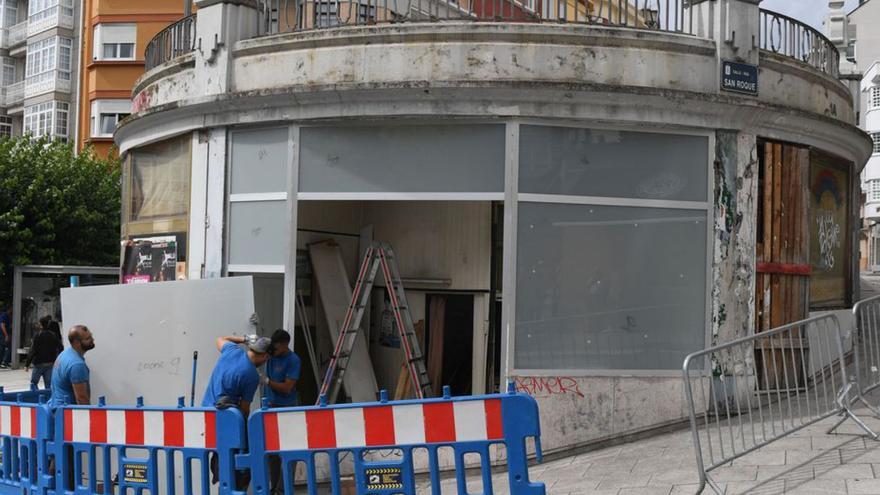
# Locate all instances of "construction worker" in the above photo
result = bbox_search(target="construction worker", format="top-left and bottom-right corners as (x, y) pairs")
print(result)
(263, 329), (302, 494)
(202, 322), (272, 489)
(50, 325), (95, 407)
(48, 325), (95, 490)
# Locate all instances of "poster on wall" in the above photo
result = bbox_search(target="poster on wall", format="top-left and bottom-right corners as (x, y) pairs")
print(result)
(809, 154), (850, 308)
(122, 235), (186, 284)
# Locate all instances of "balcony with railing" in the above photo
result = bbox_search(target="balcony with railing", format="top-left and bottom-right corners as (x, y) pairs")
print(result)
(3, 80), (24, 107)
(28, 3), (76, 37)
(256, 0), (693, 35)
(8, 20), (27, 48)
(25, 71), (71, 98)
(759, 9), (840, 78)
(145, 14), (196, 71)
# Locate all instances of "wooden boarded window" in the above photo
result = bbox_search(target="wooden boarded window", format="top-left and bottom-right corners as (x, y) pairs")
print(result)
(755, 141), (810, 392)
(756, 141), (810, 332)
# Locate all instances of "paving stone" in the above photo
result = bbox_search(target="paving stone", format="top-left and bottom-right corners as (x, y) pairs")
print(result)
(669, 484), (701, 495)
(618, 486), (672, 495)
(814, 463), (875, 480)
(706, 465), (758, 482)
(724, 478), (784, 495)
(593, 473), (651, 491)
(782, 478), (847, 494)
(648, 468), (699, 485)
(846, 478), (880, 495)
(786, 449), (840, 466)
(732, 449), (786, 466)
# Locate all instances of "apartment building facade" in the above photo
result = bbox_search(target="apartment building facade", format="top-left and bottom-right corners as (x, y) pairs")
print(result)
(75, 0), (183, 156)
(0, 0), (80, 141)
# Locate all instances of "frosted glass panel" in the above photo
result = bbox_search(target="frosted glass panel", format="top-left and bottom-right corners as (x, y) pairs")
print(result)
(228, 201), (287, 266)
(515, 203), (707, 370)
(299, 125), (504, 192)
(519, 126), (708, 201)
(230, 127), (288, 194)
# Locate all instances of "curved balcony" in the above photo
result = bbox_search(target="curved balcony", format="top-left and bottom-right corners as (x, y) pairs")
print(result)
(759, 8), (840, 78)
(256, 0), (695, 35)
(145, 14), (196, 71)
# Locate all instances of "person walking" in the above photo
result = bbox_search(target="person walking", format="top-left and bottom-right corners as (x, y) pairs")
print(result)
(0, 305), (12, 368)
(25, 321), (63, 389)
(263, 329), (302, 494)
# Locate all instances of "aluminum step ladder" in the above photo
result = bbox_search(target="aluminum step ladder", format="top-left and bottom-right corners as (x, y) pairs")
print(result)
(318, 241), (433, 403)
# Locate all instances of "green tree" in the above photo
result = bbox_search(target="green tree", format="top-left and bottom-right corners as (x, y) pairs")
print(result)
(0, 136), (121, 302)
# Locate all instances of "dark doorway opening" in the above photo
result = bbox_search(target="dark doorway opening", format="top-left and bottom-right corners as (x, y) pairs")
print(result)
(426, 294), (474, 396)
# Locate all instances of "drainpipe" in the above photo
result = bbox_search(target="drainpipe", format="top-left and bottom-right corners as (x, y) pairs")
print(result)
(184, 0), (192, 17)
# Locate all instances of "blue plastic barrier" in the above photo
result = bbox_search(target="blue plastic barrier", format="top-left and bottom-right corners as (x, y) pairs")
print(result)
(0, 395), (51, 495)
(243, 387), (545, 495)
(52, 397), (247, 495)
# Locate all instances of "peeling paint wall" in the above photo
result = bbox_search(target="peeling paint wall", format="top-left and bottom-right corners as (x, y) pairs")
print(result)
(712, 132), (759, 348)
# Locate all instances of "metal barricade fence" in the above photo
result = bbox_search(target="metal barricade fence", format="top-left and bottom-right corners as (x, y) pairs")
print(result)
(0, 396), (51, 494)
(243, 387), (546, 495)
(682, 314), (877, 495)
(852, 295), (880, 413)
(53, 398), (247, 495)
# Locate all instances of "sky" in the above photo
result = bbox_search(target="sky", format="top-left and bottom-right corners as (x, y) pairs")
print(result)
(759, 0), (862, 32)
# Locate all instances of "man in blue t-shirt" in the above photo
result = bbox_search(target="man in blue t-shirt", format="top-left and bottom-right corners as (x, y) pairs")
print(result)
(263, 329), (301, 407)
(50, 325), (95, 407)
(264, 329), (301, 495)
(202, 334), (271, 417)
(203, 331), (271, 489)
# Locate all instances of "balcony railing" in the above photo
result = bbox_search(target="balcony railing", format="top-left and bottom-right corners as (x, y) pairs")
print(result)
(28, 2), (76, 36)
(145, 14), (197, 71)
(759, 9), (840, 78)
(257, 0), (695, 36)
(8, 20), (27, 48)
(25, 71), (71, 98)
(3, 81), (24, 106)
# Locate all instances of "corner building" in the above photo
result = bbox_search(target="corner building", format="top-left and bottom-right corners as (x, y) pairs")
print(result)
(116, 0), (874, 458)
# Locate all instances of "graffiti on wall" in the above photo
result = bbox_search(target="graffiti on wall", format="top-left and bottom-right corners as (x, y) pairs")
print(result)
(815, 209), (841, 269)
(514, 376), (585, 399)
(809, 161), (849, 307)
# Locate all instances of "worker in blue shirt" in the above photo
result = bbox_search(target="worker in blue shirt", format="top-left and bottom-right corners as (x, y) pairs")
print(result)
(50, 325), (95, 407)
(263, 329), (301, 407)
(264, 329), (301, 494)
(203, 322), (272, 490)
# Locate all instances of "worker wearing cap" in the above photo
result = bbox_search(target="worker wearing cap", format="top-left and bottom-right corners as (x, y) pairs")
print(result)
(202, 333), (272, 417)
(203, 324), (272, 489)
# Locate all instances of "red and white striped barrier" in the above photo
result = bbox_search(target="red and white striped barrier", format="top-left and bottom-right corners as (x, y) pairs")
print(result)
(263, 399), (504, 451)
(63, 409), (217, 448)
(0, 405), (37, 439)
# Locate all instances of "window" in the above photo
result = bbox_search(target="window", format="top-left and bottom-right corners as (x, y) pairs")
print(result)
(3, 1), (17, 28)
(0, 116), (12, 139)
(870, 180), (880, 202)
(24, 101), (68, 139)
(514, 125), (710, 371)
(314, 2), (339, 28)
(873, 133), (880, 155)
(90, 99), (131, 137)
(129, 137), (191, 221)
(299, 125), (505, 192)
(2, 57), (14, 86)
(25, 37), (71, 93)
(871, 86), (880, 111)
(28, 0), (73, 25)
(94, 23), (136, 60)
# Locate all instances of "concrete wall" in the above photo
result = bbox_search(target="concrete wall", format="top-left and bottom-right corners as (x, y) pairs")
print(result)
(850, 0), (880, 128)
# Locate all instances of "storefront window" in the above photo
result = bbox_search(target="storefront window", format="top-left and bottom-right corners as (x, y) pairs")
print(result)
(515, 125), (710, 371)
(299, 124), (505, 193)
(129, 136), (191, 221)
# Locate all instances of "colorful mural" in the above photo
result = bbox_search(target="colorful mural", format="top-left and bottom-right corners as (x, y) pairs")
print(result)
(810, 158), (850, 307)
